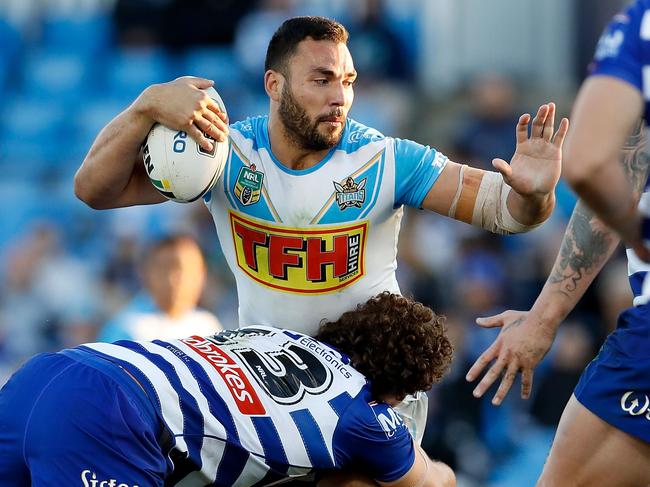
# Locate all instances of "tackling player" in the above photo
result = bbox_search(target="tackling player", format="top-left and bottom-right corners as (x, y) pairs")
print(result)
(0, 292), (455, 487)
(74, 16), (568, 442)
(466, 2), (650, 485)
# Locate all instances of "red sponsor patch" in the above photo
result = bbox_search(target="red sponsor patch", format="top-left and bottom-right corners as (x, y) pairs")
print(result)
(181, 336), (266, 415)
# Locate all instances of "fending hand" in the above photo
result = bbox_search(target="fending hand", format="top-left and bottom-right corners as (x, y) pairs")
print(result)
(493, 103), (569, 200)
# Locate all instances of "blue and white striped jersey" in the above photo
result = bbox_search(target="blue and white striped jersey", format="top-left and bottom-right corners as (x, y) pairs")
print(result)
(204, 116), (447, 334)
(591, 0), (650, 306)
(71, 327), (415, 486)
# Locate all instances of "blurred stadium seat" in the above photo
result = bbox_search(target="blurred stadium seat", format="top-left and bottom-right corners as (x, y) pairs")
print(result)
(0, 16), (23, 92)
(182, 46), (244, 90)
(21, 51), (89, 103)
(40, 13), (113, 57)
(105, 47), (177, 99)
(0, 97), (71, 177)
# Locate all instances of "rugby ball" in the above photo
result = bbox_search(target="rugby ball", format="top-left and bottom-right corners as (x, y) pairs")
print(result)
(143, 87), (229, 203)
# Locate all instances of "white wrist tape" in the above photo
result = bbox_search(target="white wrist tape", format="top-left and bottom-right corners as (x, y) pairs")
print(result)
(472, 171), (541, 235)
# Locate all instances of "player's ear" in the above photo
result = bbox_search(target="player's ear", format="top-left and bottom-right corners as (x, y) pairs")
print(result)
(265, 70), (283, 102)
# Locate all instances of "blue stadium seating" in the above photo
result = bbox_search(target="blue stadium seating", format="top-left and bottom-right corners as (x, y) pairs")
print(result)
(105, 48), (178, 99)
(0, 97), (71, 177)
(21, 51), (90, 103)
(0, 17), (23, 92)
(40, 13), (113, 57)
(182, 46), (245, 91)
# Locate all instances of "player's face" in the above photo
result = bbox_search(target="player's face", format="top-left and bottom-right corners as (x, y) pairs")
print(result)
(280, 39), (356, 151)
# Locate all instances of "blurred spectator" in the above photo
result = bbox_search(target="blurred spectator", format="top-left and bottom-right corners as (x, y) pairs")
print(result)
(424, 313), (491, 485)
(347, 0), (413, 83)
(112, 0), (167, 46)
(114, 0), (259, 48)
(451, 73), (521, 171)
(595, 254), (633, 335)
(99, 235), (222, 341)
(575, 0), (629, 80)
(0, 223), (101, 369)
(530, 321), (595, 427)
(234, 0), (296, 79)
(102, 236), (140, 297)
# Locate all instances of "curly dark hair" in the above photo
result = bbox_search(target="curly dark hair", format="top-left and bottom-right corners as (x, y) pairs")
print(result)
(314, 292), (453, 401)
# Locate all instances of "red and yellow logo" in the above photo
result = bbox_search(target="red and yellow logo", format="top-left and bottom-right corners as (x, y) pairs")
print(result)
(230, 212), (367, 294)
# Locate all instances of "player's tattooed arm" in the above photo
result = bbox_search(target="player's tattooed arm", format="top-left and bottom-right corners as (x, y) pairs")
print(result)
(465, 122), (650, 405)
(547, 120), (649, 304)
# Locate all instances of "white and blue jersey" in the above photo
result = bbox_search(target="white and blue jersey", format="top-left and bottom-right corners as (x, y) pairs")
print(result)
(572, 0), (650, 444)
(204, 116), (447, 334)
(590, 0), (650, 321)
(0, 327), (415, 486)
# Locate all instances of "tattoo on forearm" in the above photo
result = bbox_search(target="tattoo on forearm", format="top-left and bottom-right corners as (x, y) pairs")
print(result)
(548, 202), (613, 296)
(549, 122), (650, 297)
(622, 120), (649, 195)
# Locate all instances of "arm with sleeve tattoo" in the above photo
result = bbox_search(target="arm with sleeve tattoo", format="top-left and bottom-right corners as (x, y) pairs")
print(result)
(465, 122), (650, 405)
(547, 121), (646, 303)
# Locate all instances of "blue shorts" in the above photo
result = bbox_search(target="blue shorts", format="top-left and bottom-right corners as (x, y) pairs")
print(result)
(574, 307), (650, 443)
(0, 351), (171, 486)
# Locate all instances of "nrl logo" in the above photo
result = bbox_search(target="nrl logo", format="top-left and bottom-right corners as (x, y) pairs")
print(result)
(234, 164), (264, 206)
(334, 177), (366, 210)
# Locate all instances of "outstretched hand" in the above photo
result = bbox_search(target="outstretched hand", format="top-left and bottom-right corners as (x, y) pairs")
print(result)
(465, 309), (557, 405)
(493, 103), (569, 199)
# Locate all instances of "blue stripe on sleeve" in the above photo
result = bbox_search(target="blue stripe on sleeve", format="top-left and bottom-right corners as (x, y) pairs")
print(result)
(328, 392), (353, 417)
(629, 271), (646, 297)
(115, 341), (205, 469)
(251, 416), (289, 473)
(151, 340), (239, 442)
(393, 138), (448, 208)
(290, 409), (334, 468)
(215, 445), (250, 486)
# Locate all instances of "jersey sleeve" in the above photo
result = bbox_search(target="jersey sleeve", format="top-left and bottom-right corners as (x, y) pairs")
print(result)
(393, 138), (448, 209)
(332, 399), (415, 482)
(590, 2), (646, 91)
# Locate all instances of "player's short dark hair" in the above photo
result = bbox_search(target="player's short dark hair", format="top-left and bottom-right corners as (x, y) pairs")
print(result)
(265, 16), (349, 76)
(315, 292), (453, 401)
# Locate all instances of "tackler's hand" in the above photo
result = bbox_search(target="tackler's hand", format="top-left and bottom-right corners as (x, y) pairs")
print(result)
(465, 309), (557, 405)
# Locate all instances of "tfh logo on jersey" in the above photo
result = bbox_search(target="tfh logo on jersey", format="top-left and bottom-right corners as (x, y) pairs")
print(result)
(334, 177), (366, 210)
(234, 164), (264, 205)
(230, 211), (367, 294)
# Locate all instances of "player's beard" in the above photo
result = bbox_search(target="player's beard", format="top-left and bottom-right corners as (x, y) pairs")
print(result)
(279, 84), (344, 151)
